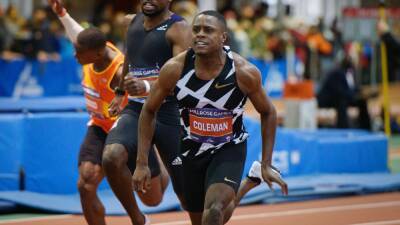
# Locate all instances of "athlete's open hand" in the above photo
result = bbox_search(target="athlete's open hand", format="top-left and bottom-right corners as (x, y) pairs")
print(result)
(124, 76), (147, 96)
(261, 163), (288, 195)
(108, 95), (124, 117)
(47, 0), (66, 17)
(132, 165), (151, 193)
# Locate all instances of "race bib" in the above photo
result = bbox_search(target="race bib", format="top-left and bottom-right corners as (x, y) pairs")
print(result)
(83, 86), (108, 119)
(128, 66), (159, 99)
(189, 108), (233, 144)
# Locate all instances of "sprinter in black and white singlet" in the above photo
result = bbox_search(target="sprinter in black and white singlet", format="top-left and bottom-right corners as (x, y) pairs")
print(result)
(175, 46), (248, 155)
(134, 10), (288, 225)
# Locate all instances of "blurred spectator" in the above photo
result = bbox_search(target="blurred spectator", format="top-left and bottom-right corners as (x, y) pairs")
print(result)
(248, 16), (275, 59)
(220, 9), (239, 53)
(330, 17), (344, 57)
(30, 8), (60, 61)
(317, 55), (372, 130)
(254, 2), (269, 20)
(51, 18), (74, 59)
(2, 5), (33, 59)
(92, 0), (113, 26)
(377, 19), (400, 81)
(1, 0), (385, 78)
(378, 20), (400, 56)
(305, 25), (333, 79)
(287, 21), (309, 76)
(0, 6), (7, 53)
(4, 4), (25, 40)
(171, 0), (197, 23)
(306, 25), (332, 57)
(0, 5), (24, 59)
(267, 30), (286, 60)
(225, 10), (251, 58)
(98, 21), (112, 39)
(240, 3), (255, 21)
(109, 12), (129, 49)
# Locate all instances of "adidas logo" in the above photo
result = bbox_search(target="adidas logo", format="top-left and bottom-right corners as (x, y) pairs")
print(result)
(157, 25), (168, 31)
(172, 156), (182, 166)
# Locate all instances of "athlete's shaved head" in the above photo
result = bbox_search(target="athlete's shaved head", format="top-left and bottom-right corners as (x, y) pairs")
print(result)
(77, 27), (106, 50)
(195, 10), (227, 31)
(74, 28), (107, 65)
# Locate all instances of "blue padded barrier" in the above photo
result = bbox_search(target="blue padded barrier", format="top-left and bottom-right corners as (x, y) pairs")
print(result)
(30, 59), (82, 97)
(0, 59), (26, 97)
(243, 118), (388, 177)
(288, 128), (387, 175)
(0, 113), (392, 214)
(0, 58), (82, 98)
(21, 112), (111, 194)
(0, 115), (389, 194)
(0, 114), (24, 191)
(0, 97), (86, 113)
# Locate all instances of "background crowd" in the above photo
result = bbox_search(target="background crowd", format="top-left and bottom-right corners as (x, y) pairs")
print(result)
(1, 0), (399, 131)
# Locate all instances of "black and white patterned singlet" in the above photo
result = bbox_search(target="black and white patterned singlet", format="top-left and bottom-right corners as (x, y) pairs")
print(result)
(174, 46), (248, 156)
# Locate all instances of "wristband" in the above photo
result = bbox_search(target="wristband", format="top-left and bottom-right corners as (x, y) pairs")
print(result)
(58, 8), (67, 17)
(143, 80), (151, 94)
(270, 165), (281, 174)
(114, 87), (126, 96)
(261, 161), (281, 174)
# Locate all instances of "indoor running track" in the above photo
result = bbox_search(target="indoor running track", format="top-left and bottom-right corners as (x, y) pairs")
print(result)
(1, 192), (399, 225)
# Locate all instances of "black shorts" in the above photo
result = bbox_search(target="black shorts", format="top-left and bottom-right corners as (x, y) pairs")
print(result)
(105, 101), (184, 195)
(182, 141), (247, 212)
(78, 125), (107, 166)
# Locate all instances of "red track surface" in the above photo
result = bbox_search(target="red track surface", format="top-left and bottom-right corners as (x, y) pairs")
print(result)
(1, 192), (400, 225)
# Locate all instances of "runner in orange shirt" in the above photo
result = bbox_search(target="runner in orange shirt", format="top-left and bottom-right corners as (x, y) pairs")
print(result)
(48, 0), (164, 224)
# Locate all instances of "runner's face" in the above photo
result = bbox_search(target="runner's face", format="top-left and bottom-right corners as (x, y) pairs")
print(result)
(74, 43), (99, 65)
(141, 0), (169, 17)
(192, 15), (227, 55)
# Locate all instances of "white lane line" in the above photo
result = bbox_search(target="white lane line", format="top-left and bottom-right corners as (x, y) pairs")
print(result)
(2, 200), (400, 225)
(0, 215), (74, 224)
(152, 201), (400, 225)
(231, 201), (400, 221)
(349, 219), (400, 225)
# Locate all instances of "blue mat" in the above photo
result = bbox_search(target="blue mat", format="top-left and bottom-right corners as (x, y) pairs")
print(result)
(0, 114), (24, 191)
(240, 173), (400, 205)
(0, 173), (399, 214)
(0, 183), (180, 214)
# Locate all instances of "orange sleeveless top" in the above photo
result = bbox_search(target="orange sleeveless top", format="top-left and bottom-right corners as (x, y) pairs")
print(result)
(82, 42), (127, 133)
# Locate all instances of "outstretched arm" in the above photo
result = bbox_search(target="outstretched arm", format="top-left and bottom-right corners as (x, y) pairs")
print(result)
(236, 56), (276, 168)
(236, 54), (288, 195)
(132, 55), (185, 192)
(48, 0), (83, 43)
